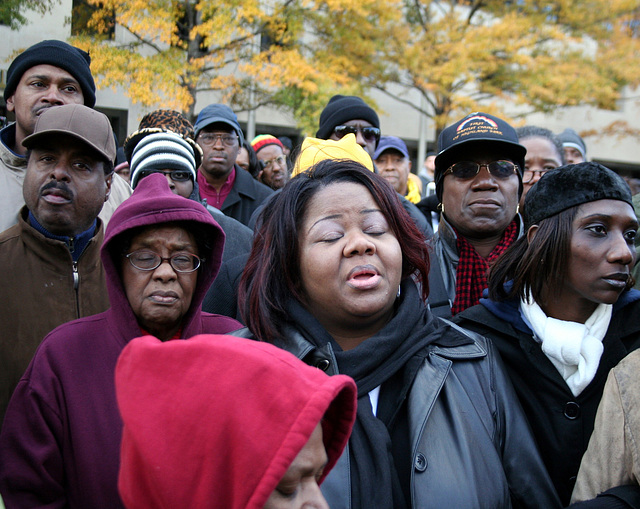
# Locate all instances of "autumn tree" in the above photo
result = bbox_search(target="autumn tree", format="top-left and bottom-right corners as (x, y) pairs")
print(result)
(1, 0), (60, 29)
(355, 0), (640, 133)
(71, 0), (395, 128)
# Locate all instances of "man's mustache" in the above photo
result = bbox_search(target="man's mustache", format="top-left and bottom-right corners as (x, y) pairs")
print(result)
(40, 181), (73, 201)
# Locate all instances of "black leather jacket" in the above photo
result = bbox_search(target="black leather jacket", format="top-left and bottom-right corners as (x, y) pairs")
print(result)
(232, 319), (561, 508)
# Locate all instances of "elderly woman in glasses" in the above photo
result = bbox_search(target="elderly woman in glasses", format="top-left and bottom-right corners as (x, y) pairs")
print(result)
(0, 174), (242, 509)
(428, 112), (525, 318)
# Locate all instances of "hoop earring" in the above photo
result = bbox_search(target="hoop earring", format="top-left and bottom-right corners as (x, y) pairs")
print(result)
(437, 202), (444, 213)
(626, 275), (635, 291)
(397, 285), (402, 298)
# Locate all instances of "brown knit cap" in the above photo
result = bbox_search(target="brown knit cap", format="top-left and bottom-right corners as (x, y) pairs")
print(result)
(124, 109), (202, 168)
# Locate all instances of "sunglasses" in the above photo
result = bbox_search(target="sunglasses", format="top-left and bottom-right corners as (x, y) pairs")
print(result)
(333, 125), (381, 143)
(443, 160), (518, 180)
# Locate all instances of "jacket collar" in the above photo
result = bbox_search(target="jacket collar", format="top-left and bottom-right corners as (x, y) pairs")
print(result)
(478, 285), (640, 336)
(17, 206), (104, 270)
(0, 124), (27, 169)
(428, 318), (487, 360)
(275, 315), (489, 369)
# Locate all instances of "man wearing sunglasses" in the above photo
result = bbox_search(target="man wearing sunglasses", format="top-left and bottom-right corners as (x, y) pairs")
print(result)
(315, 95), (432, 237)
(316, 95), (381, 158)
(428, 112), (526, 318)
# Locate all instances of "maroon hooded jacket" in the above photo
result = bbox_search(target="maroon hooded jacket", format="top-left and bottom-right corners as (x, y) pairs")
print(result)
(116, 334), (357, 509)
(0, 174), (241, 508)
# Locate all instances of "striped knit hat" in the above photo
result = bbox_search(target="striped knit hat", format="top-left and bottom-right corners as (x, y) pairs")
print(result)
(123, 109), (202, 169)
(130, 132), (197, 189)
(251, 134), (284, 154)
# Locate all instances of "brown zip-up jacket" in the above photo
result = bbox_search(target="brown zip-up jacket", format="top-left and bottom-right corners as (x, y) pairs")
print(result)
(0, 207), (109, 422)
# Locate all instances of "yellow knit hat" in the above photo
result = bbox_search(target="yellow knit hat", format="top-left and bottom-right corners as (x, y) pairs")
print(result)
(291, 134), (374, 177)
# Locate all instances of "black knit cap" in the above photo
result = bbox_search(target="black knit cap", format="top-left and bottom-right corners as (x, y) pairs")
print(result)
(316, 95), (380, 140)
(434, 112), (526, 201)
(4, 40), (96, 108)
(523, 162), (633, 227)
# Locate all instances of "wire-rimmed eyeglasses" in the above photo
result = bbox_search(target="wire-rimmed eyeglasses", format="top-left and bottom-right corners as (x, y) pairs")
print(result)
(197, 133), (238, 147)
(125, 250), (202, 273)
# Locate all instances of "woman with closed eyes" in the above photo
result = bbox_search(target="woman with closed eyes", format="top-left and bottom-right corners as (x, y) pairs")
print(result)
(235, 158), (560, 508)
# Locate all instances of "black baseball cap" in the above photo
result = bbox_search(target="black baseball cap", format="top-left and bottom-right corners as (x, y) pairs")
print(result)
(434, 112), (526, 200)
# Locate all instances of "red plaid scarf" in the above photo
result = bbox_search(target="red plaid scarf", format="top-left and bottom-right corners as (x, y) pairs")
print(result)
(451, 220), (518, 315)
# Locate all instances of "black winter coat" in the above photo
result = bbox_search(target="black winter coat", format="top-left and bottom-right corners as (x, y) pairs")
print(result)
(233, 289), (561, 508)
(215, 164), (273, 227)
(454, 290), (640, 505)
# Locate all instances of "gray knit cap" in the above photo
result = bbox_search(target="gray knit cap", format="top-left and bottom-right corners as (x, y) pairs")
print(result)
(130, 132), (197, 189)
(558, 128), (587, 160)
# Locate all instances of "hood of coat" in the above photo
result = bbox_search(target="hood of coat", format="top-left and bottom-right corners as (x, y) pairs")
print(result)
(116, 334), (357, 509)
(101, 173), (225, 338)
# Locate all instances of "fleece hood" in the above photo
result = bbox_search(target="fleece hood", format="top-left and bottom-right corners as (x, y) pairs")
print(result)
(101, 173), (225, 339)
(116, 334), (357, 509)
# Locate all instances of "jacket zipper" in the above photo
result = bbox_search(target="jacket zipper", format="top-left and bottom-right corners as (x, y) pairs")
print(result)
(67, 236), (82, 318)
(73, 260), (80, 318)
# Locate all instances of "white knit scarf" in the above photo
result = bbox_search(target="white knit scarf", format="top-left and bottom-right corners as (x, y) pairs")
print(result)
(520, 297), (612, 397)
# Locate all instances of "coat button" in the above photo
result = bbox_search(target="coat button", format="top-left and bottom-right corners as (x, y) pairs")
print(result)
(414, 453), (427, 472)
(315, 359), (330, 371)
(564, 402), (580, 420)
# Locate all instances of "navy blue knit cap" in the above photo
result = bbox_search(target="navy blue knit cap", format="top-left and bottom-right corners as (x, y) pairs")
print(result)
(4, 40), (96, 107)
(316, 95), (380, 140)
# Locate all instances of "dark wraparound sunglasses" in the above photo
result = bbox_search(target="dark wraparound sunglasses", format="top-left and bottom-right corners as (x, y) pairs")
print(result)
(443, 160), (519, 180)
(333, 125), (381, 143)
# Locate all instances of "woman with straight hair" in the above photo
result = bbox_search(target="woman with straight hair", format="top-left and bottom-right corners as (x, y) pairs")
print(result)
(455, 162), (640, 506)
(236, 158), (560, 509)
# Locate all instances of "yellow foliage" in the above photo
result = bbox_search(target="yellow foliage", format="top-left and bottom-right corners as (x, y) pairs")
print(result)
(73, 0), (640, 132)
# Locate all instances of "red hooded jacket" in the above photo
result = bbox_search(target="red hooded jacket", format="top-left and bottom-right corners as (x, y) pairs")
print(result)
(116, 334), (357, 509)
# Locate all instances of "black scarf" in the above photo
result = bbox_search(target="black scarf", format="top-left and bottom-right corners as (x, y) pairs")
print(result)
(286, 279), (440, 509)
